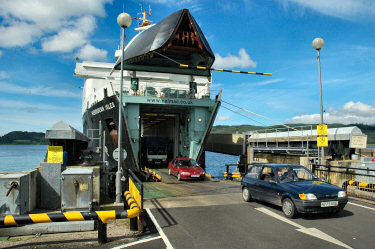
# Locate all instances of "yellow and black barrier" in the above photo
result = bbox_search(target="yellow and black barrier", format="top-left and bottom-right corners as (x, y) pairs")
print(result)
(179, 64), (272, 76)
(0, 191), (140, 244)
(144, 167), (162, 182)
(343, 180), (375, 192)
(224, 172), (242, 180)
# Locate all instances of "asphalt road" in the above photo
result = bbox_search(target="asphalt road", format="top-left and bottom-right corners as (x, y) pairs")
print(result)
(114, 181), (375, 249)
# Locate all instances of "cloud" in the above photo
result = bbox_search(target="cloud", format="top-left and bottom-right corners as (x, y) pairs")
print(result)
(214, 49), (256, 69)
(287, 101), (375, 124)
(0, 71), (9, 79)
(0, 81), (81, 98)
(0, 0), (111, 52)
(41, 15), (96, 53)
(0, 98), (76, 111)
(241, 78), (285, 87)
(0, 22), (43, 47)
(283, 0), (375, 20)
(76, 44), (107, 61)
(217, 115), (230, 121)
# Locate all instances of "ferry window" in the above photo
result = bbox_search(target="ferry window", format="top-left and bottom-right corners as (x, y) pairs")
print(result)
(104, 88), (108, 97)
(246, 165), (261, 179)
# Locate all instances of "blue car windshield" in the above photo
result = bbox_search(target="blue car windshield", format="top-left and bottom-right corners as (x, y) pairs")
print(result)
(276, 166), (319, 182)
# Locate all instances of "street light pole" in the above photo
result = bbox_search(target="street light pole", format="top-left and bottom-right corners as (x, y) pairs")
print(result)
(116, 13), (132, 204)
(312, 38), (325, 165)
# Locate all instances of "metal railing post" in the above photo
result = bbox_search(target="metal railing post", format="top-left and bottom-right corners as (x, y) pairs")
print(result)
(98, 220), (107, 244)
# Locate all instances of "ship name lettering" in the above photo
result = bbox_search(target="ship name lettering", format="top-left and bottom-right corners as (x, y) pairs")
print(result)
(105, 102), (115, 110)
(91, 106), (105, 116)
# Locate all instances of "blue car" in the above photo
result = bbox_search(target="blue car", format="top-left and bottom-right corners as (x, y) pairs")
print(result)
(241, 164), (348, 218)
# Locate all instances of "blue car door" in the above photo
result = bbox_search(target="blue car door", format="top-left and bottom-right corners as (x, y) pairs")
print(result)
(242, 165), (262, 199)
(257, 167), (282, 205)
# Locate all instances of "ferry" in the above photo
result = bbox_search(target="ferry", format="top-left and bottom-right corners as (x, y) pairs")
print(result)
(74, 9), (221, 196)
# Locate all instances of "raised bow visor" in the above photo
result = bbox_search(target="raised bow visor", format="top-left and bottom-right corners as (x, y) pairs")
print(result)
(115, 9), (215, 76)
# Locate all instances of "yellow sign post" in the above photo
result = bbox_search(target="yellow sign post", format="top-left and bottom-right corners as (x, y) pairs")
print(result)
(317, 136), (328, 147)
(47, 146), (63, 163)
(317, 124), (328, 135)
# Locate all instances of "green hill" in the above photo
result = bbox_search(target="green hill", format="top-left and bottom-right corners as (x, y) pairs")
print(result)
(212, 124), (375, 144)
(0, 131), (47, 145)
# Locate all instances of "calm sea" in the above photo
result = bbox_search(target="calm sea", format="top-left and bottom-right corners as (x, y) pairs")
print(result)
(0, 145), (48, 172)
(0, 145), (239, 177)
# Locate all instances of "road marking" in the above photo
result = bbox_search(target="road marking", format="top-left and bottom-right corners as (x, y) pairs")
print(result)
(348, 202), (375, 211)
(297, 228), (352, 249)
(255, 207), (352, 249)
(255, 207), (304, 229)
(112, 236), (162, 248)
(146, 208), (174, 249)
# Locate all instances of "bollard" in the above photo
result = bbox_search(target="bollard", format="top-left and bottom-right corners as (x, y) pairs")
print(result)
(97, 220), (107, 244)
(130, 216), (138, 232)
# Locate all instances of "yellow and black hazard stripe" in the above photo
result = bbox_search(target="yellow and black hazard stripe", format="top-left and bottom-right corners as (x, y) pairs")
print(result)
(343, 180), (375, 192)
(0, 192), (140, 227)
(179, 64), (272, 76)
(124, 191), (141, 218)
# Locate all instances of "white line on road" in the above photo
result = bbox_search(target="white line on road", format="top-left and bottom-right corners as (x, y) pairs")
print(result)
(348, 201), (375, 211)
(255, 207), (352, 249)
(255, 207), (304, 229)
(112, 236), (162, 249)
(146, 208), (174, 249)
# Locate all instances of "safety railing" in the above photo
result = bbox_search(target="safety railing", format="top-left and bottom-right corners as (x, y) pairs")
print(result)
(246, 125), (318, 156)
(0, 171), (144, 244)
(225, 164), (253, 180)
(126, 169), (144, 232)
(312, 164), (375, 201)
(0, 191), (140, 244)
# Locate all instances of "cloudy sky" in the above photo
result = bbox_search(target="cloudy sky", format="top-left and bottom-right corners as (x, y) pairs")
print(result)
(0, 0), (374, 135)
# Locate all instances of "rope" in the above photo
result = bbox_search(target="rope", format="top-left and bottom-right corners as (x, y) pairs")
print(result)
(222, 100), (298, 131)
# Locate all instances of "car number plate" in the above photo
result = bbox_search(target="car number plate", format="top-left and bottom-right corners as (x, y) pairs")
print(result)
(191, 175), (200, 177)
(321, 201), (338, 207)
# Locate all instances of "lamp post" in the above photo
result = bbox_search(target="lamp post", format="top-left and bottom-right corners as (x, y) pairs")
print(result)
(116, 12), (132, 204)
(312, 37), (325, 165)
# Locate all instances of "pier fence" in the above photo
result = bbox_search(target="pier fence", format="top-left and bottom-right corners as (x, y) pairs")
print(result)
(312, 164), (375, 201)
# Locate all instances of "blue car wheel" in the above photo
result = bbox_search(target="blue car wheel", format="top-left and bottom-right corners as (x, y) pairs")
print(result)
(242, 187), (252, 202)
(282, 198), (297, 218)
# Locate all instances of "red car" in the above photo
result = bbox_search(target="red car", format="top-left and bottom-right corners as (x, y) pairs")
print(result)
(168, 158), (205, 181)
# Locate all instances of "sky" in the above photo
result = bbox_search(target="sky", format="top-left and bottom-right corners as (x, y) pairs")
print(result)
(0, 0), (374, 135)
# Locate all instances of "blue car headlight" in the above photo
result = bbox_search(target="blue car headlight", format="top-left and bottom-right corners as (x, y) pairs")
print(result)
(338, 191), (347, 198)
(299, 193), (317, 200)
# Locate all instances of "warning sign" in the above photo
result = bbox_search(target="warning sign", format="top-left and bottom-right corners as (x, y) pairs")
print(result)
(317, 136), (328, 147)
(350, 135), (367, 148)
(47, 146), (63, 163)
(317, 124), (328, 135)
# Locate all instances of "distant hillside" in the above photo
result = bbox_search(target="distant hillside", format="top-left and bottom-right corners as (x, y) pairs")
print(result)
(0, 131), (47, 145)
(211, 124), (375, 144)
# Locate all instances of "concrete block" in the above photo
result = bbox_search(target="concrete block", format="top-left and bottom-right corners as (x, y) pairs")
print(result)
(40, 163), (62, 209)
(0, 221), (95, 237)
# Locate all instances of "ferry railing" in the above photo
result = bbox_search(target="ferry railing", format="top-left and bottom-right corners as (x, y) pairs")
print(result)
(312, 164), (375, 201)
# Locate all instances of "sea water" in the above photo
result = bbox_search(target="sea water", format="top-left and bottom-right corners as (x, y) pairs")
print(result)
(0, 145), (48, 172)
(0, 145), (239, 177)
